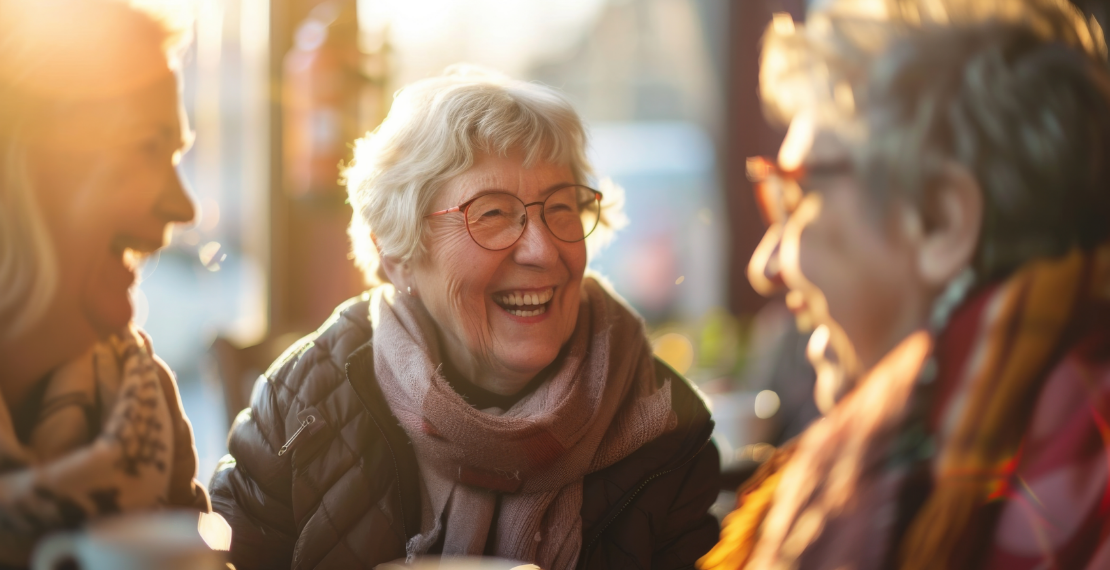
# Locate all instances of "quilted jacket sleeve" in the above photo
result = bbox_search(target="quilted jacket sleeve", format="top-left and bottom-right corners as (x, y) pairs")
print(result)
(209, 371), (298, 570)
(652, 432), (721, 570)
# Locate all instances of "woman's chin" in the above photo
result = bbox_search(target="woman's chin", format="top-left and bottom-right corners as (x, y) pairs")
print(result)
(495, 346), (561, 378)
(81, 257), (137, 335)
(81, 291), (134, 337)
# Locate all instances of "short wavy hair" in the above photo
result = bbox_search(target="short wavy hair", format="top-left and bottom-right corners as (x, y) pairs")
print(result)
(344, 65), (626, 285)
(0, 0), (191, 338)
(762, 0), (1110, 280)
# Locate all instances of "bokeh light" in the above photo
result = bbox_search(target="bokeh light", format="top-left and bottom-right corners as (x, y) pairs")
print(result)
(754, 389), (781, 419)
(653, 332), (695, 375)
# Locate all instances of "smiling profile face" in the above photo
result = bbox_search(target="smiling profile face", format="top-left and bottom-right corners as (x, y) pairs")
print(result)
(750, 121), (929, 403)
(408, 151), (587, 393)
(25, 70), (196, 339)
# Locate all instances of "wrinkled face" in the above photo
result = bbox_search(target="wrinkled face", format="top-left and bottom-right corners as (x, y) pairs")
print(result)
(413, 152), (588, 389)
(26, 71), (196, 338)
(750, 123), (923, 400)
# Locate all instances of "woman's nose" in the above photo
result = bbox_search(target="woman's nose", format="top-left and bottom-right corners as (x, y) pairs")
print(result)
(764, 243), (786, 288)
(747, 226), (787, 295)
(512, 206), (560, 267)
(155, 167), (197, 224)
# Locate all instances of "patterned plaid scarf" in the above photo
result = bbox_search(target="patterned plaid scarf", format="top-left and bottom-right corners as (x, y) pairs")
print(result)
(372, 277), (676, 569)
(699, 244), (1110, 570)
(0, 325), (200, 566)
(899, 245), (1110, 568)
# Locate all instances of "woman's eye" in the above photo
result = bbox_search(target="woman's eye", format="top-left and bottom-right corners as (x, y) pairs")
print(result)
(480, 209), (504, 218)
(139, 138), (162, 156)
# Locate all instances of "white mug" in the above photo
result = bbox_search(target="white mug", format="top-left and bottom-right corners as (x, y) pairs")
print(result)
(32, 511), (228, 570)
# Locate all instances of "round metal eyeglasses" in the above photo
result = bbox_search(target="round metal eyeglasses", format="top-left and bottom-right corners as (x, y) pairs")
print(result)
(425, 184), (603, 251)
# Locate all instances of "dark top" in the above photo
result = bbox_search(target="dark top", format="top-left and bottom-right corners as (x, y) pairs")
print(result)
(209, 294), (721, 570)
(440, 356), (548, 411)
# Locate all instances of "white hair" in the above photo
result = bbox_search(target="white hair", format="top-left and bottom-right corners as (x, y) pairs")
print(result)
(0, 0), (191, 338)
(344, 64), (626, 284)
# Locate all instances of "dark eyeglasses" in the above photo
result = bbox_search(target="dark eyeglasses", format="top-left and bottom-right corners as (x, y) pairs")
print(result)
(425, 184), (603, 251)
(747, 156), (854, 226)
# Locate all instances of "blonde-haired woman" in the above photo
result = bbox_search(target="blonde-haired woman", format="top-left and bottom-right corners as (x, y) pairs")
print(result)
(210, 66), (720, 569)
(0, 0), (207, 564)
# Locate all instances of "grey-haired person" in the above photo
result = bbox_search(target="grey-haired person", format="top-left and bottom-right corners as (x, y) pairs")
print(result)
(702, 0), (1110, 568)
(209, 66), (720, 570)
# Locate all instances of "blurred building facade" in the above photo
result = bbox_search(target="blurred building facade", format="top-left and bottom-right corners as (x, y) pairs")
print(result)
(527, 0), (729, 327)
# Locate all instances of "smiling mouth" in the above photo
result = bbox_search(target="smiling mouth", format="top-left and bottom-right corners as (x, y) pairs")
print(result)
(493, 287), (555, 318)
(110, 236), (164, 269)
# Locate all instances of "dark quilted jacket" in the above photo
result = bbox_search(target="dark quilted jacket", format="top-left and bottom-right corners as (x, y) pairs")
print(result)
(210, 295), (720, 570)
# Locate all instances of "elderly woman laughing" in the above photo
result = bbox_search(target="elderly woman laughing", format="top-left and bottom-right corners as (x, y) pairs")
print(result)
(210, 66), (720, 570)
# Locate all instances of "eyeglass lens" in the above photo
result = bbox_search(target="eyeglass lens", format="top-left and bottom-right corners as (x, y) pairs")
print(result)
(754, 177), (799, 224)
(464, 185), (601, 250)
(753, 175), (802, 227)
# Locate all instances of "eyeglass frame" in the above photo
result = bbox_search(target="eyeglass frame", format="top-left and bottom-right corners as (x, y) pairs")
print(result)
(424, 184), (604, 251)
(747, 156), (854, 226)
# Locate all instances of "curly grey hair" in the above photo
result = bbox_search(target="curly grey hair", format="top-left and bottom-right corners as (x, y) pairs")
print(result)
(762, 0), (1110, 280)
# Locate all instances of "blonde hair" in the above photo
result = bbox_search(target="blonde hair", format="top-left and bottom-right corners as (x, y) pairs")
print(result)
(0, 0), (191, 338)
(344, 65), (625, 284)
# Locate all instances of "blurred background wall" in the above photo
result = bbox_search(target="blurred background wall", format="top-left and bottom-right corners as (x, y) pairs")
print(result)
(136, 0), (810, 496)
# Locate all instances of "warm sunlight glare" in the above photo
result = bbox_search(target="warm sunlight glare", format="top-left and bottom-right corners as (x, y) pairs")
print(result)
(358, 0), (608, 84)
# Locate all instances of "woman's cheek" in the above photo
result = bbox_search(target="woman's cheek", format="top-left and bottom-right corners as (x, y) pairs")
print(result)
(441, 274), (489, 345)
(562, 286), (582, 336)
(566, 241), (588, 278)
(796, 229), (824, 290)
(106, 166), (162, 217)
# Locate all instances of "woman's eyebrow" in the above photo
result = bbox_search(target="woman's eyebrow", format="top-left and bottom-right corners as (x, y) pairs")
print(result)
(460, 182), (576, 203)
(462, 188), (510, 201)
(803, 158), (853, 176)
(539, 182), (577, 197)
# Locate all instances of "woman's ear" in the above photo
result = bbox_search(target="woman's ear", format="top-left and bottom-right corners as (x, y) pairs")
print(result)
(914, 162), (983, 288)
(378, 254), (410, 288)
(372, 235), (408, 289)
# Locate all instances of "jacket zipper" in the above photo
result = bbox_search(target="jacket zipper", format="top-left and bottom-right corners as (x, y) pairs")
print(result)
(346, 358), (412, 537)
(578, 425), (714, 568)
(278, 415), (316, 456)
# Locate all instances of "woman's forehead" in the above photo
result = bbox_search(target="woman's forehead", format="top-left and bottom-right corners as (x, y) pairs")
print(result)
(778, 112), (855, 169)
(445, 155), (573, 197)
(806, 130), (852, 165)
(29, 73), (183, 151)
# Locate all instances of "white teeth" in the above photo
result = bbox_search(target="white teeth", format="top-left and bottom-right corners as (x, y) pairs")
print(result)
(496, 288), (554, 307)
(507, 305), (548, 317)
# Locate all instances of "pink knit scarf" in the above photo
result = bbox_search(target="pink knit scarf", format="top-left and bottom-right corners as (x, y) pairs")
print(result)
(371, 277), (676, 569)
